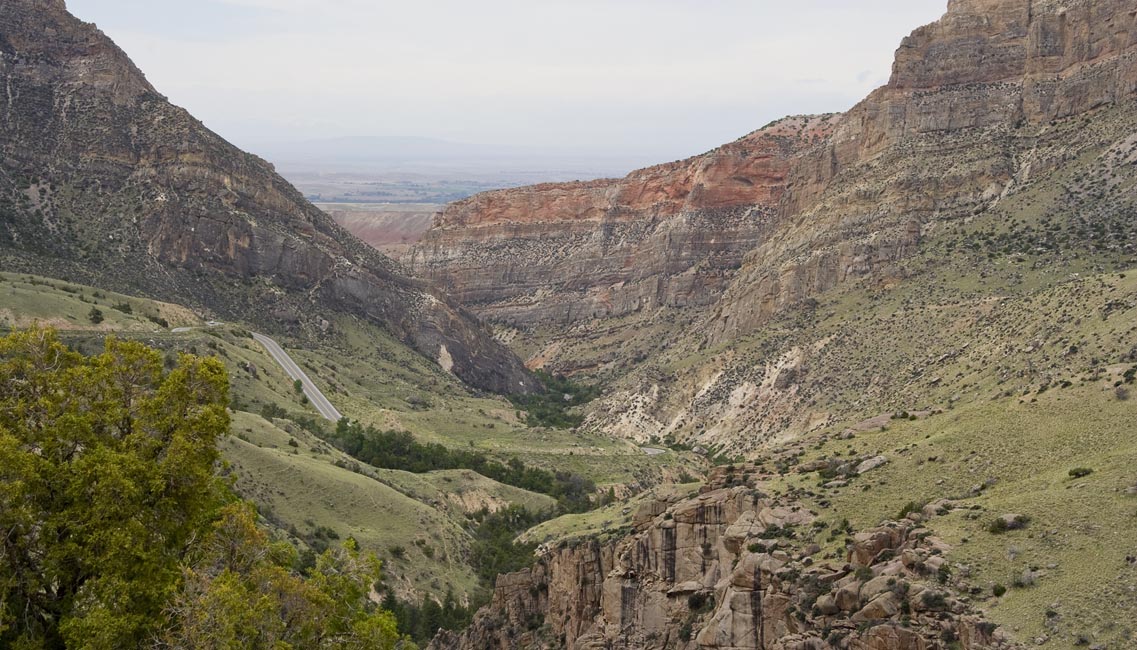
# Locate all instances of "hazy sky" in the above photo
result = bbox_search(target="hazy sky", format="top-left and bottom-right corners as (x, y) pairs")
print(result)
(68, 0), (947, 161)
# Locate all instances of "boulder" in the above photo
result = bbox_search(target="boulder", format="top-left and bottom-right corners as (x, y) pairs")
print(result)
(855, 456), (889, 475)
(852, 592), (900, 622)
(835, 583), (862, 612)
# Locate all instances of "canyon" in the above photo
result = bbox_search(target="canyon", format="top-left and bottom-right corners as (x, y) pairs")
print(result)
(410, 0), (1137, 647)
(409, 0), (1137, 364)
(408, 115), (838, 328)
(2, 0), (1136, 648)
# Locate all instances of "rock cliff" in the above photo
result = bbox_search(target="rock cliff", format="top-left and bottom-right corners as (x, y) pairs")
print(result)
(0, 0), (537, 394)
(709, 0), (1137, 340)
(408, 116), (836, 327)
(431, 466), (1018, 650)
(407, 0), (1137, 377)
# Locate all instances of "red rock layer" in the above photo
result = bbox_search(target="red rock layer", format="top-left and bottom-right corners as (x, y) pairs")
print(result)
(409, 116), (837, 325)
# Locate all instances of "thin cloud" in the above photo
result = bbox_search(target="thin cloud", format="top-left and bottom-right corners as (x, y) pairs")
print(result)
(68, 0), (948, 160)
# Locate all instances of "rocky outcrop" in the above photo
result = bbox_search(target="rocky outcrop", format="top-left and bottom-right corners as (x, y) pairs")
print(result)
(0, 0), (537, 394)
(709, 0), (1137, 340)
(573, 0), (1137, 450)
(431, 466), (1018, 650)
(408, 116), (836, 326)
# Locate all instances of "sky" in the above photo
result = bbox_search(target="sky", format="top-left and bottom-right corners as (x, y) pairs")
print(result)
(68, 0), (948, 163)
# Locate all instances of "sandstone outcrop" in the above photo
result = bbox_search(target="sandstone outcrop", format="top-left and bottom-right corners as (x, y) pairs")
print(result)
(431, 465), (1017, 650)
(408, 116), (836, 327)
(0, 0), (536, 394)
(572, 0), (1137, 450)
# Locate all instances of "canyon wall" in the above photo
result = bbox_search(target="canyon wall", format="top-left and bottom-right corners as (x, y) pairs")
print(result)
(709, 0), (1137, 341)
(408, 0), (1137, 355)
(0, 0), (537, 394)
(408, 116), (836, 327)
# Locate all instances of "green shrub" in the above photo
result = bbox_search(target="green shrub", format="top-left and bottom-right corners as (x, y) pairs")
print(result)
(897, 501), (923, 520)
(507, 371), (601, 429)
(921, 591), (948, 610)
(331, 419), (596, 512)
(989, 515), (1030, 534)
(1068, 467), (1093, 479)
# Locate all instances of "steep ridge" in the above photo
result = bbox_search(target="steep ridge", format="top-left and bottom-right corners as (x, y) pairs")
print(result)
(709, 0), (1137, 340)
(408, 115), (837, 328)
(406, 0), (1137, 380)
(0, 0), (537, 394)
(429, 2), (1137, 647)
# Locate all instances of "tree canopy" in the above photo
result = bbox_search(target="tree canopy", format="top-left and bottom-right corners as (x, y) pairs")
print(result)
(0, 327), (230, 648)
(161, 502), (403, 650)
(0, 327), (409, 650)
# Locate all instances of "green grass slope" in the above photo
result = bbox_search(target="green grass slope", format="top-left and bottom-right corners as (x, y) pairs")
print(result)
(0, 272), (700, 602)
(759, 384), (1137, 648)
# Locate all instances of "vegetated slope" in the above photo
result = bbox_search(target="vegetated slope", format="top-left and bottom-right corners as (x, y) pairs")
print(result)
(0, 0), (535, 394)
(0, 272), (695, 603)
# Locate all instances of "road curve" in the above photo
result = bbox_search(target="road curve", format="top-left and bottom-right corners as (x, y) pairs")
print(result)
(251, 332), (343, 422)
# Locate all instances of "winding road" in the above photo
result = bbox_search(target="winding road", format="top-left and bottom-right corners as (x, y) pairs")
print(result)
(251, 332), (343, 422)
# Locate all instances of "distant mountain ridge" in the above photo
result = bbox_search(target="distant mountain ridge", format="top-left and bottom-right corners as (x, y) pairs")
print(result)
(0, 0), (536, 394)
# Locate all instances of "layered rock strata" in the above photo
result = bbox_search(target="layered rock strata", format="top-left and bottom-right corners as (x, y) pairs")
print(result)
(0, 0), (536, 393)
(709, 0), (1137, 340)
(408, 116), (837, 326)
(409, 0), (1137, 363)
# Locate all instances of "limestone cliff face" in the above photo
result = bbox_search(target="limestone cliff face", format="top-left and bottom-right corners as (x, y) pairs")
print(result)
(431, 466), (1017, 650)
(408, 116), (836, 326)
(709, 0), (1137, 341)
(0, 0), (537, 394)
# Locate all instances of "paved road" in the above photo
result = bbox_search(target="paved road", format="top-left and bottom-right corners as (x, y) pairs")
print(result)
(251, 332), (343, 422)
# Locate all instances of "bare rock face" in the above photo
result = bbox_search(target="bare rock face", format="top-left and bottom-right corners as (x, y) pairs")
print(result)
(406, 0), (1137, 376)
(407, 116), (837, 326)
(578, 0), (1137, 450)
(430, 466), (1018, 650)
(0, 0), (537, 394)
(709, 0), (1137, 341)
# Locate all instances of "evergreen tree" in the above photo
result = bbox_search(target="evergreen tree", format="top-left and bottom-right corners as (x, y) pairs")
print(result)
(0, 327), (230, 648)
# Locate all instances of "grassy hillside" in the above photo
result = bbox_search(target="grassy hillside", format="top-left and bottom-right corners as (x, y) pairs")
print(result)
(0, 272), (695, 602)
(749, 385), (1137, 648)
